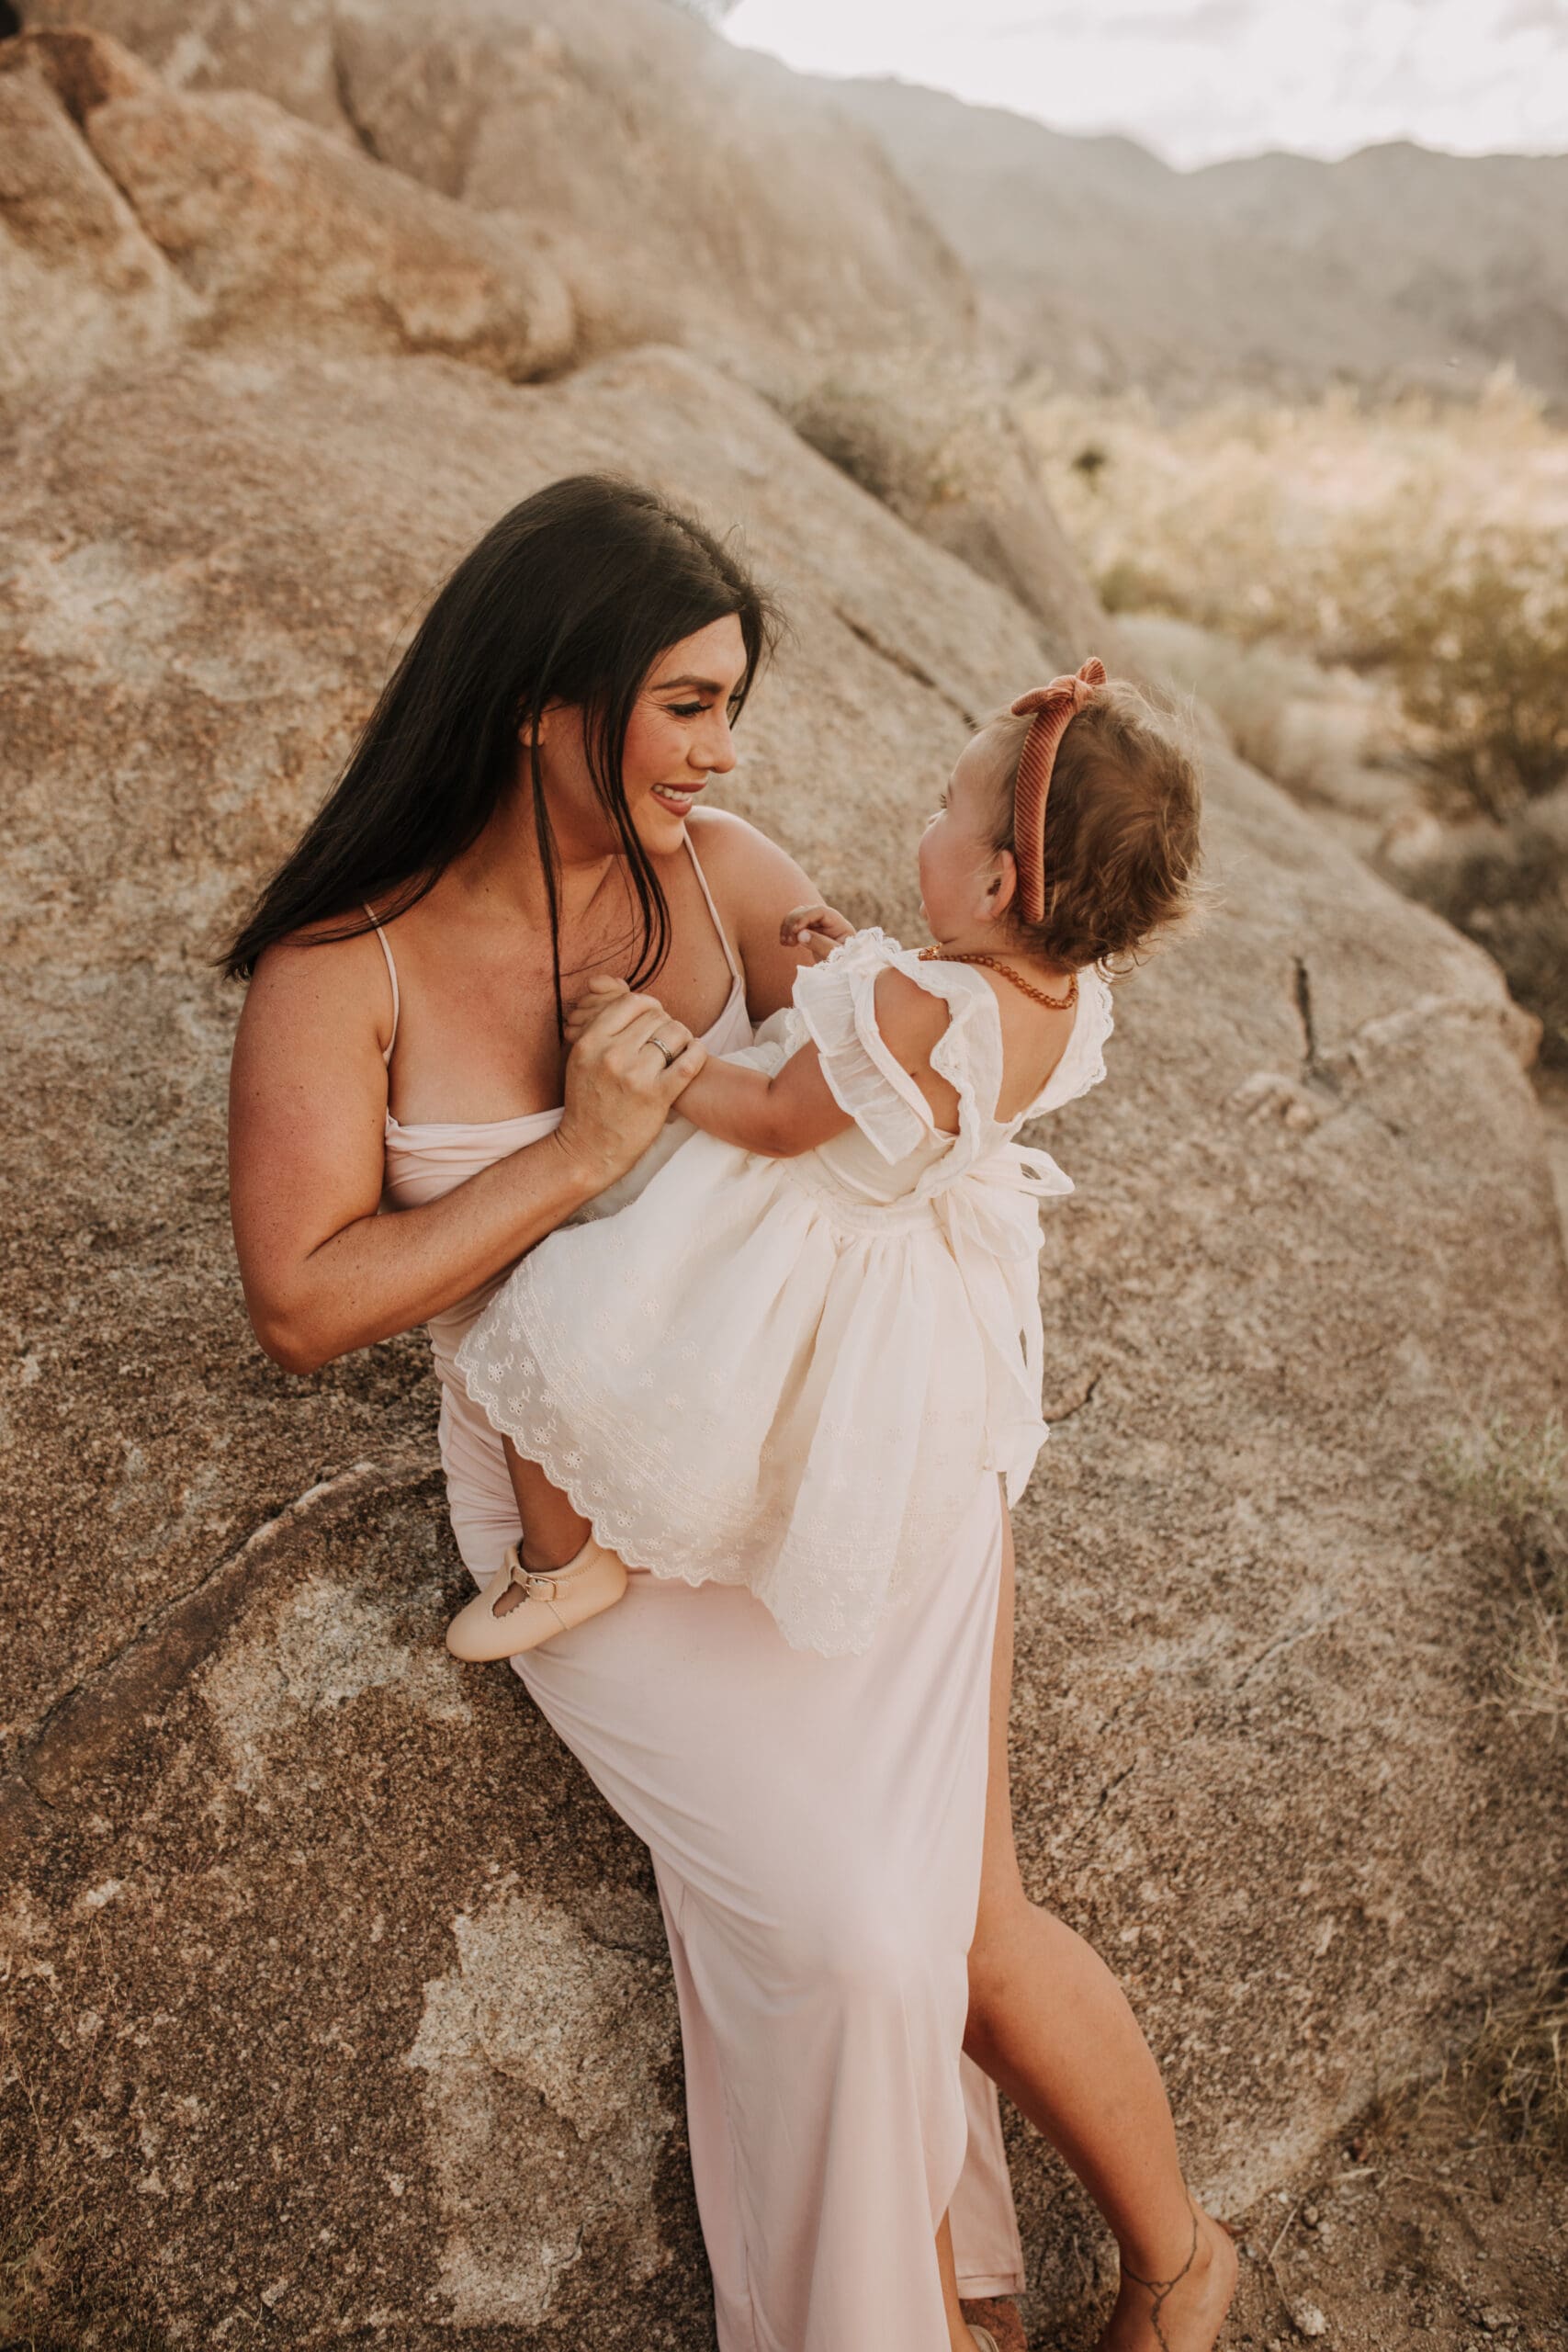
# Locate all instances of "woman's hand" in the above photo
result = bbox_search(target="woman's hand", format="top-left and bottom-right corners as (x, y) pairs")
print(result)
(556, 978), (707, 1190)
(780, 902), (855, 964)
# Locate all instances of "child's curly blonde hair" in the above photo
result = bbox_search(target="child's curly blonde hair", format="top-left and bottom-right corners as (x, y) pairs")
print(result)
(980, 674), (1202, 973)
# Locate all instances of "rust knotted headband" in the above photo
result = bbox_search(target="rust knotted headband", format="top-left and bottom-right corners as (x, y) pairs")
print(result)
(1010, 656), (1106, 924)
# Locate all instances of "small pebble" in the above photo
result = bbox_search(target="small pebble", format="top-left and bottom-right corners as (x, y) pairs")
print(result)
(1303, 2204), (1321, 2226)
(1291, 2305), (1329, 2339)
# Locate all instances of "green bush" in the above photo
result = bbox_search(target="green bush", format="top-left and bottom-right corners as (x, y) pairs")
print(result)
(1395, 788), (1568, 1066)
(1383, 542), (1568, 817)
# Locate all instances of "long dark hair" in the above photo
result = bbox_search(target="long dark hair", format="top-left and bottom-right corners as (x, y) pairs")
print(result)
(223, 476), (780, 1020)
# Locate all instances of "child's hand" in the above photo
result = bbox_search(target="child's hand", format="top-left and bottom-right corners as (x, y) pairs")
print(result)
(780, 903), (854, 963)
(563, 972), (631, 1046)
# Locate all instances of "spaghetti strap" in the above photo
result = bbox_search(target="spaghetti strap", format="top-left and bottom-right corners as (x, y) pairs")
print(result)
(363, 904), (400, 1069)
(683, 832), (742, 989)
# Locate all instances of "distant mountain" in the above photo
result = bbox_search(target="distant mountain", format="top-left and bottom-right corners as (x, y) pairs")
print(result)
(833, 76), (1568, 405)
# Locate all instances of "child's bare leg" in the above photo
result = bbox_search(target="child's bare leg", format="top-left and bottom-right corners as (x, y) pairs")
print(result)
(502, 1436), (592, 1588)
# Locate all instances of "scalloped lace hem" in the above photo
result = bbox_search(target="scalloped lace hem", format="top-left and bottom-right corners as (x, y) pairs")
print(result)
(453, 1317), (966, 1659)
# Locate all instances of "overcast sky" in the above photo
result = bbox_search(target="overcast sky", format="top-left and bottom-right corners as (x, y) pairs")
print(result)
(725, 0), (1568, 168)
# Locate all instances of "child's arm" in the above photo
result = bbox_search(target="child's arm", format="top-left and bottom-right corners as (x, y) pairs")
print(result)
(566, 967), (959, 1159)
(680, 1042), (849, 1157)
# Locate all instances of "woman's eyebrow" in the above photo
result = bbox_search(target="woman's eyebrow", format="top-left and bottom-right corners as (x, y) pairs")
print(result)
(652, 673), (726, 693)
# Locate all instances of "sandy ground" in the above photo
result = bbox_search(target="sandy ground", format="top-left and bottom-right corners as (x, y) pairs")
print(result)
(1216, 2096), (1566, 2352)
(1016, 2074), (1566, 2352)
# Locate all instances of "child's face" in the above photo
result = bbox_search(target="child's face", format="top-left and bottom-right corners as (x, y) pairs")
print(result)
(918, 731), (1009, 939)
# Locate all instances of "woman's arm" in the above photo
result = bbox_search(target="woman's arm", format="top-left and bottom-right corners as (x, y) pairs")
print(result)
(229, 933), (705, 1374)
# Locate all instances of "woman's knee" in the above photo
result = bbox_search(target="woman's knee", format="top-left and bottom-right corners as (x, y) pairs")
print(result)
(965, 1887), (1058, 2046)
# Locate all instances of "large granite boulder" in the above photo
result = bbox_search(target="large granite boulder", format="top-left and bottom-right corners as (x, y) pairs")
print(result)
(0, 27), (574, 407)
(2, 318), (1563, 2341)
(0, 34), (191, 411)
(17, 0), (978, 376)
(781, 352), (1109, 651)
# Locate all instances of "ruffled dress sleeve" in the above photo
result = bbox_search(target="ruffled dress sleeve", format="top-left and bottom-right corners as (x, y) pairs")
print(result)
(788, 929), (935, 1165)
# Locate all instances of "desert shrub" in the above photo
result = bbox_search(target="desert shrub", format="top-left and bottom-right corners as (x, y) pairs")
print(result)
(1393, 787), (1568, 1065)
(1022, 373), (1568, 654)
(1438, 1411), (1568, 1724)
(1381, 540), (1568, 816)
(1024, 380), (1568, 829)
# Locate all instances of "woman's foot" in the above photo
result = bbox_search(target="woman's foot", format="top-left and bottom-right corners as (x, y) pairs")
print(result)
(1095, 2207), (1236, 2352)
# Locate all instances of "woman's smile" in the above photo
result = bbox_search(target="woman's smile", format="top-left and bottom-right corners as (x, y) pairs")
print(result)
(651, 780), (707, 815)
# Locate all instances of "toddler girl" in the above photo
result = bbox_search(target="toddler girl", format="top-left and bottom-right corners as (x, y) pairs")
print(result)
(449, 659), (1200, 1660)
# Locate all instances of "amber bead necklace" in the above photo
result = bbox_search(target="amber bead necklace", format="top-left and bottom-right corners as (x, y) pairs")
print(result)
(917, 944), (1077, 1012)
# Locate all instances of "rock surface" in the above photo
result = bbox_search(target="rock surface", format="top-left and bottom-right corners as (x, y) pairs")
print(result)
(782, 353), (1108, 651)
(0, 38), (191, 411)
(2, 7), (1566, 2345)
(3, 322), (1565, 2341)
(18, 0), (978, 377)
(1, 28), (574, 394)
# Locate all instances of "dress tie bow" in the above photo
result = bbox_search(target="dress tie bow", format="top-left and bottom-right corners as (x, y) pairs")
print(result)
(930, 1141), (1073, 1502)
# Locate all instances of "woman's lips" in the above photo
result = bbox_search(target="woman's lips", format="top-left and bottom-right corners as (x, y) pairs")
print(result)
(651, 783), (704, 814)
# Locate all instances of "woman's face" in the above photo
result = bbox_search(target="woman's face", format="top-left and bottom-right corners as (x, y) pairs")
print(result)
(918, 729), (1012, 940)
(535, 615), (749, 860)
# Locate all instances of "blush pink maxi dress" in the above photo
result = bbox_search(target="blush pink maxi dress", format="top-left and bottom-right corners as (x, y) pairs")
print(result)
(377, 838), (1028, 2351)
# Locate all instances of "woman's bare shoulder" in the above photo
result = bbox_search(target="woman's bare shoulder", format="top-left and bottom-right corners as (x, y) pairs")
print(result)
(685, 808), (825, 1022)
(686, 806), (818, 903)
(237, 918), (397, 1064)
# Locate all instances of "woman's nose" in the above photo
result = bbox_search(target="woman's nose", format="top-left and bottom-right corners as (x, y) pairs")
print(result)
(697, 711), (738, 775)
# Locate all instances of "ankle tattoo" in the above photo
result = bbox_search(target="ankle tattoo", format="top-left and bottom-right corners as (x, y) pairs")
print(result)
(1120, 2209), (1199, 2352)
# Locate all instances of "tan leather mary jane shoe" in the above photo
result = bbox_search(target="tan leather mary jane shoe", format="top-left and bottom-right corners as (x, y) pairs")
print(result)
(446, 1536), (628, 1661)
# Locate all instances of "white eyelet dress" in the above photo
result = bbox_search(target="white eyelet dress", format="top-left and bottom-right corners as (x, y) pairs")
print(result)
(377, 854), (1111, 2350)
(457, 928), (1109, 1659)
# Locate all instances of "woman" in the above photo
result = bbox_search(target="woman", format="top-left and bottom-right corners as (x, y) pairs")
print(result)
(228, 477), (1234, 2352)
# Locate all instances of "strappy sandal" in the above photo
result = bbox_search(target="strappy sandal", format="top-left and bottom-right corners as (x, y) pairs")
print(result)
(446, 1535), (627, 1660)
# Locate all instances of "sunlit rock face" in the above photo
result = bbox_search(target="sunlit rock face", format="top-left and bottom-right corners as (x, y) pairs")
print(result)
(13, 0), (979, 376)
(2, 12), (1565, 2346)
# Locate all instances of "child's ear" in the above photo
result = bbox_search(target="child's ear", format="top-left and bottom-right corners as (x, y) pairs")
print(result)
(983, 850), (1018, 923)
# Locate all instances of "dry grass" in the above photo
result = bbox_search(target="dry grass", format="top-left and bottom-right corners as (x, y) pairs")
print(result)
(1456, 1959), (1568, 2157)
(1437, 1412), (1568, 1724)
(1028, 377), (1568, 1046)
(1021, 374), (1568, 817)
(1426, 1416), (1568, 2155)
(1111, 612), (1404, 820)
